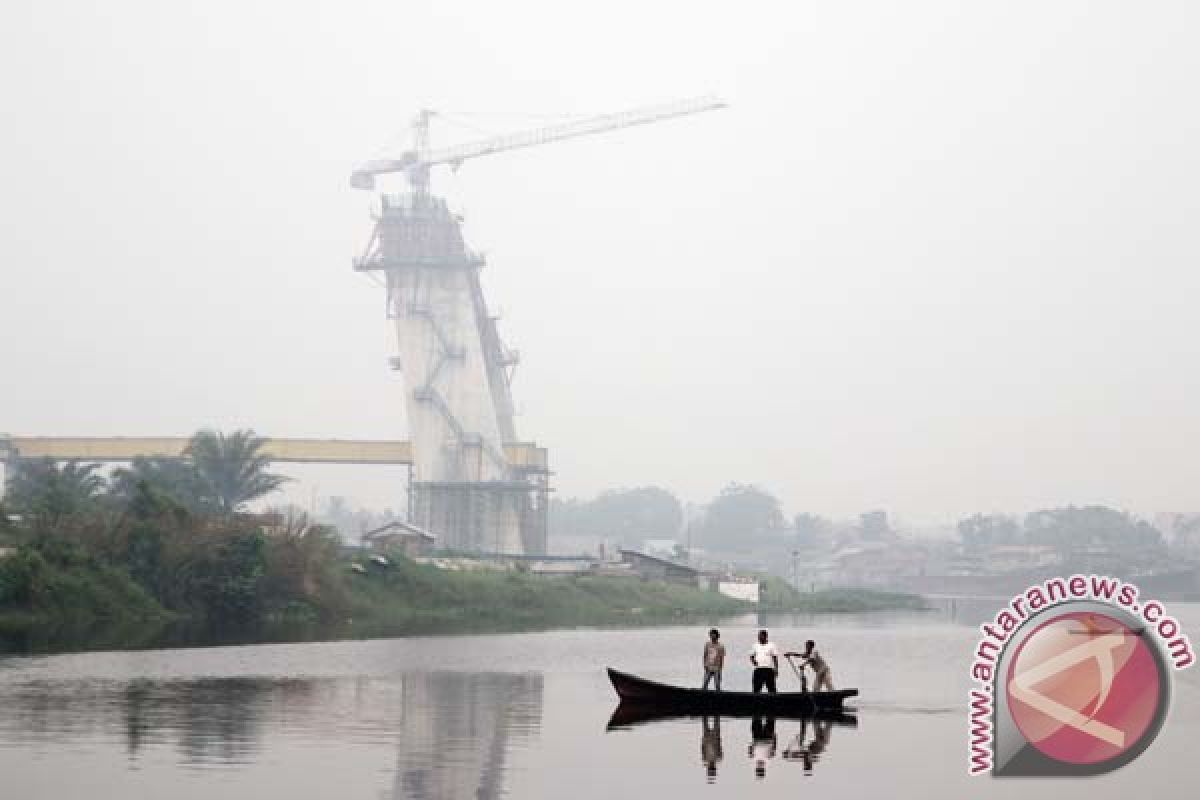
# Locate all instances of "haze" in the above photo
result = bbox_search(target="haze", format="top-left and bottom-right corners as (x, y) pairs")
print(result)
(2, 0), (1197, 522)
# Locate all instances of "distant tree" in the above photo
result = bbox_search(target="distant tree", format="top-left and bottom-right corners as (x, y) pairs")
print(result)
(957, 513), (1022, 553)
(550, 487), (682, 544)
(793, 512), (832, 548)
(858, 510), (893, 541)
(111, 456), (210, 512)
(6, 458), (106, 527)
(1171, 516), (1200, 557)
(185, 429), (289, 514)
(697, 484), (784, 549)
(262, 510), (346, 616)
(1023, 506), (1163, 557)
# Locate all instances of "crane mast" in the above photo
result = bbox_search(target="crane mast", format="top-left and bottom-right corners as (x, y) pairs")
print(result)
(352, 97), (726, 554)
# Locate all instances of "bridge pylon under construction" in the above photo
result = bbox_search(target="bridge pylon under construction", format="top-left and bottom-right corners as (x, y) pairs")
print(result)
(351, 98), (726, 555)
(354, 191), (548, 554)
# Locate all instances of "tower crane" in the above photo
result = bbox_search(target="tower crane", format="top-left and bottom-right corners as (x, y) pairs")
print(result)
(350, 95), (727, 193)
(350, 96), (725, 556)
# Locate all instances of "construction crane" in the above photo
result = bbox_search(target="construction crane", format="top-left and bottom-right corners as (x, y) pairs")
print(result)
(350, 96), (725, 556)
(350, 95), (727, 193)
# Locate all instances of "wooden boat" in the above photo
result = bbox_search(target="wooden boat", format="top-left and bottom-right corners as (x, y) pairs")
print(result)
(607, 668), (858, 715)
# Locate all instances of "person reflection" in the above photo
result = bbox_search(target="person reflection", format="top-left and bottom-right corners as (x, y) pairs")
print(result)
(747, 715), (776, 779)
(782, 716), (833, 775)
(700, 716), (723, 782)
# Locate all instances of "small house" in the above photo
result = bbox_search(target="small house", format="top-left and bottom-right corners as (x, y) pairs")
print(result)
(363, 521), (437, 558)
(619, 549), (706, 588)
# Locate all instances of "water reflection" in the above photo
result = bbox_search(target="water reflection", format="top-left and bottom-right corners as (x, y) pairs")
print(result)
(701, 716), (722, 781)
(390, 672), (543, 800)
(780, 715), (833, 774)
(0, 670), (542, 798)
(609, 706), (857, 783)
(748, 715), (776, 778)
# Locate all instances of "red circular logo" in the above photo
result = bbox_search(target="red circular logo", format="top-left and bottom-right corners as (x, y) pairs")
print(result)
(1006, 611), (1162, 765)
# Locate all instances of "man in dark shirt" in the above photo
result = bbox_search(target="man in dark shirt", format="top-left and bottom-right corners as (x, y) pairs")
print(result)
(702, 628), (726, 690)
(787, 639), (834, 691)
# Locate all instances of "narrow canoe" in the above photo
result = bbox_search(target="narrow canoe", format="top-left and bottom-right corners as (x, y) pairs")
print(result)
(607, 667), (858, 715)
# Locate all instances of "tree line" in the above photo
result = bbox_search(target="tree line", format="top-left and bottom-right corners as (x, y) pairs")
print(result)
(0, 430), (345, 626)
(551, 484), (1173, 564)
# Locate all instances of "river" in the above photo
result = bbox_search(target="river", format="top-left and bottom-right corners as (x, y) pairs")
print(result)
(1, 604), (1197, 798)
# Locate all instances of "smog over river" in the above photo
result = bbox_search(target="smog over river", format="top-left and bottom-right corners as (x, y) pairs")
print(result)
(1, 2), (1198, 798)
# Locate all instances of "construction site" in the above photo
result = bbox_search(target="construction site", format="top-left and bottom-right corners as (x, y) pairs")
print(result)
(1, 97), (725, 556)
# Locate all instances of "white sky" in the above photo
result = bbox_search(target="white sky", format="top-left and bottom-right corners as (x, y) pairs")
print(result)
(1, 1), (1197, 523)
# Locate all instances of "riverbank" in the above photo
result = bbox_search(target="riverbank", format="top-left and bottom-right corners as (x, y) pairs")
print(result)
(1, 543), (926, 654)
(758, 575), (927, 612)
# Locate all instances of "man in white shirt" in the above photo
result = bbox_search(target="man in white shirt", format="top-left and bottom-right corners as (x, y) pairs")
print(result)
(749, 629), (780, 693)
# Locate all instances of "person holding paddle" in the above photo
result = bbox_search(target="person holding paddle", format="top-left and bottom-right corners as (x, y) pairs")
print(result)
(786, 639), (835, 691)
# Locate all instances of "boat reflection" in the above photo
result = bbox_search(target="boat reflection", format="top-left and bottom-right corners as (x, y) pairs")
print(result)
(701, 716), (723, 782)
(607, 704), (856, 782)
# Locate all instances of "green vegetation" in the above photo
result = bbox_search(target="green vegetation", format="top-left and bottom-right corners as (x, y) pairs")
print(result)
(696, 483), (785, 550)
(956, 506), (1168, 571)
(342, 563), (748, 634)
(1, 430), (930, 653)
(757, 575), (927, 613)
(0, 540), (167, 632)
(0, 430), (750, 651)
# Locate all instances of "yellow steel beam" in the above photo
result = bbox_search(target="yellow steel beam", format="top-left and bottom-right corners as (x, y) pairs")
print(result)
(6, 437), (411, 465)
(3, 436), (547, 470)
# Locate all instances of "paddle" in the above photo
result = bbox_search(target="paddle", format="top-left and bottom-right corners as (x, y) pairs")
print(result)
(784, 654), (809, 692)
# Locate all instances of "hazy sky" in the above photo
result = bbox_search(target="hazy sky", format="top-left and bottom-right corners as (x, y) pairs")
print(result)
(2, 1), (1197, 523)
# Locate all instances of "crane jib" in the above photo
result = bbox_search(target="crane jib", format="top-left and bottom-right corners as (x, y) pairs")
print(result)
(349, 95), (726, 190)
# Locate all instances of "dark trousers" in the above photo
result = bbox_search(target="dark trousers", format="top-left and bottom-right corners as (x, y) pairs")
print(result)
(752, 667), (777, 694)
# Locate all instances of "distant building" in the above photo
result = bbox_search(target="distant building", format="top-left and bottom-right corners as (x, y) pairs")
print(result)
(527, 558), (595, 576)
(642, 539), (681, 559)
(619, 549), (706, 588)
(717, 578), (760, 604)
(984, 544), (1061, 573)
(364, 520), (437, 558)
(832, 541), (929, 587)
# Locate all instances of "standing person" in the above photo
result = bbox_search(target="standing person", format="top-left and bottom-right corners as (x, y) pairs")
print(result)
(749, 629), (780, 693)
(788, 639), (835, 691)
(702, 628), (726, 690)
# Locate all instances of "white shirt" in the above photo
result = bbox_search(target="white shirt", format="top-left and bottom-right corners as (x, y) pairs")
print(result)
(751, 641), (780, 669)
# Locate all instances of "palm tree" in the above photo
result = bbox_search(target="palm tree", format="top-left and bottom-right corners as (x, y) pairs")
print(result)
(6, 458), (107, 524)
(185, 429), (289, 513)
(111, 455), (210, 512)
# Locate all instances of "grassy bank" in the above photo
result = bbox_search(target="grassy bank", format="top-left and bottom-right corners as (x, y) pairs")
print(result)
(758, 575), (927, 612)
(1, 533), (924, 654)
(341, 558), (749, 633)
(0, 536), (751, 651)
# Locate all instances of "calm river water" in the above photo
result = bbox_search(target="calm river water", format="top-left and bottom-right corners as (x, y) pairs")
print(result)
(1, 604), (1197, 798)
